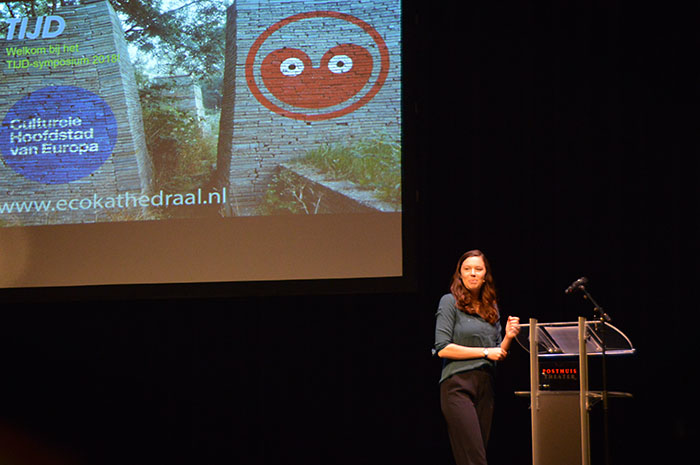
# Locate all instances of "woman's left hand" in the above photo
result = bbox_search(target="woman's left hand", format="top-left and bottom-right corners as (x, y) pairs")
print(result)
(505, 316), (521, 339)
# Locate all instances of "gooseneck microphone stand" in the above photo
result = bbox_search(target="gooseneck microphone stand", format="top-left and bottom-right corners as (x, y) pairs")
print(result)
(576, 283), (612, 465)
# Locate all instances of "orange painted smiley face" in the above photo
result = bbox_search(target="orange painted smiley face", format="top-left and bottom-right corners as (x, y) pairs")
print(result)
(245, 11), (390, 121)
(261, 43), (373, 109)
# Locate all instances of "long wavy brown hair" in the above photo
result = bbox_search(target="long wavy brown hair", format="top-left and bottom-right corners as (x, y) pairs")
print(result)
(449, 250), (499, 324)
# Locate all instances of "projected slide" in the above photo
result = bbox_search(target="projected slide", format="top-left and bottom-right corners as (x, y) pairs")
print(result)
(0, 0), (403, 289)
(0, 0), (401, 227)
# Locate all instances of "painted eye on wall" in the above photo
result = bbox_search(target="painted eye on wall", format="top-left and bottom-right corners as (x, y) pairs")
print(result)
(327, 54), (353, 74)
(280, 57), (305, 76)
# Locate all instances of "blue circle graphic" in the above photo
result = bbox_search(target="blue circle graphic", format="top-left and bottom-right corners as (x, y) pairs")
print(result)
(0, 86), (117, 184)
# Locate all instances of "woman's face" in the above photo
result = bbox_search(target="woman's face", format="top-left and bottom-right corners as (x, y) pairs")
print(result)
(460, 255), (487, 294)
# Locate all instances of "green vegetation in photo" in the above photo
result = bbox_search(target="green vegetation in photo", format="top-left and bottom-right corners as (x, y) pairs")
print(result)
(258, 169), (323, 215)
(301, 134), (401, 206)
(138, 79), (217, 215)
(259, 134), (401, 215)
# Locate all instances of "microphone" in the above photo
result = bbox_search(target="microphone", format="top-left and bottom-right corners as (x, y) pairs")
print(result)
(565, 277), (588, 294)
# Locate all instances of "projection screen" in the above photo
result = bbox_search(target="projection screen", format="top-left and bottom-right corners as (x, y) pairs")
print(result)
(0, 0), (404, 292)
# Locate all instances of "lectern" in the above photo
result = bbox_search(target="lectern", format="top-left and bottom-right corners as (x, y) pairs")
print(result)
(515, 318), (634, 465)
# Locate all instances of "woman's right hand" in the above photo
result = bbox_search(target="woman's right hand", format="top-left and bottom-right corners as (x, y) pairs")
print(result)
(487, 347), (508, 361)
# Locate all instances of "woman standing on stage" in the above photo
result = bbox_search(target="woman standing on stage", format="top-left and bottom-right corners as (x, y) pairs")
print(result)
(434, 250), (520, 465)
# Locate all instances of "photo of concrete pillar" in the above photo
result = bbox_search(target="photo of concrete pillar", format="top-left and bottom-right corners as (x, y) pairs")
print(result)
(0, 0), (151, 226)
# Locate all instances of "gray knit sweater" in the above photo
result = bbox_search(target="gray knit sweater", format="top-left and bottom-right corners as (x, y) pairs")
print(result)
(434, 293), (503, 383)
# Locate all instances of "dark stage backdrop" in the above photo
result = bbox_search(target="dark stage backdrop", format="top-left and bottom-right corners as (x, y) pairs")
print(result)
(1, 2), (697, 465)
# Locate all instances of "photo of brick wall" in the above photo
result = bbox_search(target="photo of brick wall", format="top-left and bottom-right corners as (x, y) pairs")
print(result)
(216, 0), (401, 216)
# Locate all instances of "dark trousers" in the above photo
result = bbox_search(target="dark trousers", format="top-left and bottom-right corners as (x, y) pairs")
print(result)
(440, 369), (495, 465)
